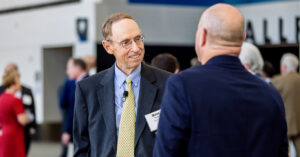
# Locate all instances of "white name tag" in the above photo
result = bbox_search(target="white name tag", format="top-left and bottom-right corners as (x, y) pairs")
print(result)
(22, 94), (32, 106)
(145, 109), (160, 132)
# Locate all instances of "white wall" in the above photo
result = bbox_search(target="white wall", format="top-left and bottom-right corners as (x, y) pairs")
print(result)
(95, 0), (300, 45)
(0, 0), (69, 10)
(0, 0), (97, 123)
(96, 0), (206, 46)
(239, 1), (300, 45)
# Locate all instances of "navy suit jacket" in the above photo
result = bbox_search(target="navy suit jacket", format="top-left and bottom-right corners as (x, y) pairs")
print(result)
(73, 63), (171, 157)
(59, 79), (76, 135)
(0, 86), (4, 94)
(154, 55), (288, 157)
(60, 75), (89, 137)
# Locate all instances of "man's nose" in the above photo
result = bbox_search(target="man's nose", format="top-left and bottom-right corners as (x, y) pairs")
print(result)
(130, 40), (140, 51)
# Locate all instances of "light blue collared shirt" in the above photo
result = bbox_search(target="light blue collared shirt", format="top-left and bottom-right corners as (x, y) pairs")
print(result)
(114, 64), (141, 135)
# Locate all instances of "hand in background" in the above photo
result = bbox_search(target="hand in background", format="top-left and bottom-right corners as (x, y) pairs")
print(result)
(25, 109), (34, 123)
(30, 128), (36, 136)
(62, 132), (71, 146)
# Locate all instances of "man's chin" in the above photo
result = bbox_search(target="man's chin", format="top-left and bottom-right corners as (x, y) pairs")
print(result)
(128, 61), (142, 69)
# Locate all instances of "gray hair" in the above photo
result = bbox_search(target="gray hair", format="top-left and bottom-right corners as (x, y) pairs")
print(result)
(239, 42), (264, 73)
(281, 53), (299, 73)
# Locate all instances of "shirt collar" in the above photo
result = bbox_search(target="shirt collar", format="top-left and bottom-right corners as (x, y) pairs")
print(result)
(76, 73), (87, 83)
(115, 63), (141, 88)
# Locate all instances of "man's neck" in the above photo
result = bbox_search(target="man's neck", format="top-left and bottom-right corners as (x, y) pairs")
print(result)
(116, 63), (139, 76)
(201, 46), (240, 65)
(282, 71), (296, 75)
(76, 72), (87, 81)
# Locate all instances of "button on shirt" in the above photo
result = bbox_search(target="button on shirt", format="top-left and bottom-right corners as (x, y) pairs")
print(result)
(114, 64), (141, 135)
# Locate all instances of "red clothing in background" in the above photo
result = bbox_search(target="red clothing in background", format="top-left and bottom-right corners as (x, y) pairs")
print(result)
(0, 92), (26, 157)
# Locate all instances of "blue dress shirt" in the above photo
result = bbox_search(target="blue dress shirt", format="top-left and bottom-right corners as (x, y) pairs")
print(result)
(114, 63), (141, 135)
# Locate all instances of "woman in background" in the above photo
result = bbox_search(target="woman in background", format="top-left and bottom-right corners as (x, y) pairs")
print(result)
(0, 71), (28, 157)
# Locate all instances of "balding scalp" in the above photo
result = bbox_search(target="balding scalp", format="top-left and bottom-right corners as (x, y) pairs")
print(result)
(199, 3), (245, 45)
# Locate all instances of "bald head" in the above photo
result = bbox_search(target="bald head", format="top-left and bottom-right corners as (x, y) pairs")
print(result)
(195, 4), (245, 64)
(200, 3), (245, 45)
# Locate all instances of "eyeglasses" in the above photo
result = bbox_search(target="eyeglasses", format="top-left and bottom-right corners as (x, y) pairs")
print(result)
(107, 34), (144, 49)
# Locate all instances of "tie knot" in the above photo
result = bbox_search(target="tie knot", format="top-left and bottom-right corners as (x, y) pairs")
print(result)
(125, 77), (132, 84)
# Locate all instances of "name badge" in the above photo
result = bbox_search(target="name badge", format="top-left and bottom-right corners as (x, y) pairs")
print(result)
(22, 94), (32, 106)
(145, 109), (160, 132)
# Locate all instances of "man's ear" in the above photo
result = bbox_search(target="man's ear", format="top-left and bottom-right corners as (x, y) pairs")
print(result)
(280, 64), (287, 74)
(102, 40), (114, 55)
(200, 28), (207, 47)
(243, 64), (252, 73)
(243, 32), (247, 41)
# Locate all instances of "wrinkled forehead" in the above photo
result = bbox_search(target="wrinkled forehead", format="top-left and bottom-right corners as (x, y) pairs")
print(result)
(110, 19), (142, 41)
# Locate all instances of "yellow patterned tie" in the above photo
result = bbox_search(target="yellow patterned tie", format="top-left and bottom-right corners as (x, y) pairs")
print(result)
(116, 77), (135, 157)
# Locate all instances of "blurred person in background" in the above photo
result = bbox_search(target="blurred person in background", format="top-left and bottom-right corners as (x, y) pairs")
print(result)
(273, 53), (300, 157)
(84, 55), (97, 75)
(239, 42), (265, 81)
(262, 61), (275, 84)
(59, 77), (75, 157)
(59, 58), (88, 157)
(0, 63), (36, 155)
(154, 3), (288, 157)
(151, 53), (180, 73)
(0, 71), (29, 157)
(190, 57), (201, 67)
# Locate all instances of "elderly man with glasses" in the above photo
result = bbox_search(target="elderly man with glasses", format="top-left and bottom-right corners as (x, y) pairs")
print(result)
(73, 13), (171, 157)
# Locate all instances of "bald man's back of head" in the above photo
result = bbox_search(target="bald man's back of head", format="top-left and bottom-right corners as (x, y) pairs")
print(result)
(154, 4), (288, 157)
(200, 3), (245, 46)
